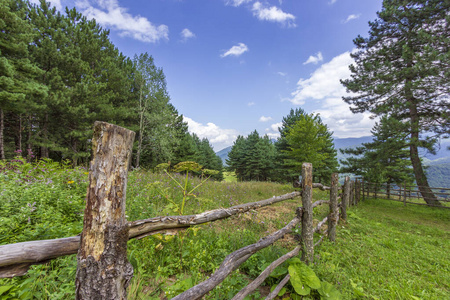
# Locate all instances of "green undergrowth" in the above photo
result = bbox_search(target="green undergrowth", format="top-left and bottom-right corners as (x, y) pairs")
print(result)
(1, 160), (449, 299)
(313, 198), (450, 299)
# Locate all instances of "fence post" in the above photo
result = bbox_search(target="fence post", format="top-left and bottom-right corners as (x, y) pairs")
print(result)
(362, 180), (365, 201)
(355, 179), (360, 205)
(352, 181), (356, 206)
(75, 122), (135, 300)
(301, 163), (314, 265)
(374, 182), (378, 199)
(341, 176), (350, 220)
(328, 173), (339, 242)
(403, 182), (407, 207)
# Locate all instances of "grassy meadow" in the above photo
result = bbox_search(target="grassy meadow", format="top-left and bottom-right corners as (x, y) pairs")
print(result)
(0, 160), (449, 299)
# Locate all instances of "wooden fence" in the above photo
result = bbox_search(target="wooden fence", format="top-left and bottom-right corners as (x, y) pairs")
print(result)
(362, 180), (450, 209)
(0, 122), (363, 299)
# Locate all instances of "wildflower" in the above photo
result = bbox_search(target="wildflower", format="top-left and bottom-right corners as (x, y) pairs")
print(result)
(67, 180), (75, 184)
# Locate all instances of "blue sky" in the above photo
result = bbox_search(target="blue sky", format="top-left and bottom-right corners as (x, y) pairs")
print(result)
(35, 0), (383, 151)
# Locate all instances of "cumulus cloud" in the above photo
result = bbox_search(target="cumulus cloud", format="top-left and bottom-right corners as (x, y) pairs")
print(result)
(252, 2), (296, 27)
(75, 0), (168, 43)
(291, 51), (353, 105)
(180, 28), (195, 41)
(225, 0), (253, 7)
(221, 43), (249, 58)
(303, 52), (323, 65)
(265, 122), (282, 139)
(184, 117), (239, 150)
(259, 116), (273, 122)
(290, 51), (377, 137)
(344, 14), (361, 23)
(248, 102), (256, 106)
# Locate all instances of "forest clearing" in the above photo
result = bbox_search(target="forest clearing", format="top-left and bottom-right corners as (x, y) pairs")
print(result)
(1, 155), (449, 299)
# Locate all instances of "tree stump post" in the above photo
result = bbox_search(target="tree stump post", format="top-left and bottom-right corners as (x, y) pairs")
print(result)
(328, 173), (339, 242)
(355, 179), (360, 205)
(362, 179), (365, 201)
(75, 122), (135, 300)
(341, 176), (350, 221)
(403, 182), (407, 207)
(301, 163), (314, 264)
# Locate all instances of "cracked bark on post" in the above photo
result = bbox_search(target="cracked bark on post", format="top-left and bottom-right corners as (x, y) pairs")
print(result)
(301, 163), (313, 264)
(341, 176), (349, 221)
(328, 173), (339, 242)
(75, 122), (135, 300)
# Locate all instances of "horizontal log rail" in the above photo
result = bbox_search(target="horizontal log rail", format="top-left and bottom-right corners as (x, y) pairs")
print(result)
(171, 217), (302, 300)
(0, 192), (300, 278)
(231, 246), (301, 300)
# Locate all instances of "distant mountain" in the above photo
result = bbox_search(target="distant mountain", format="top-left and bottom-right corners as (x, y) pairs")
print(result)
(216, 146), (232, 166)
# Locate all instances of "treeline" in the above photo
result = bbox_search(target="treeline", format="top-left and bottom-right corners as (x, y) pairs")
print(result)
(0, 0), (222, 179)
(227, 108), (338, 184)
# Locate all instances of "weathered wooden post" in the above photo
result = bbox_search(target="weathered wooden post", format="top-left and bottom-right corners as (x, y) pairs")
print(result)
(341, 176), (350, 220)
(328, 173), (339, 242)
(362, 179), (365, 201)
(301, 163), (314, 264)
(351, 181), (356, 206)
(355, 179), (360, 205)
(75, 122), (135, 300)
(403, 182), (407, 207)
(374, 182), (378, 199)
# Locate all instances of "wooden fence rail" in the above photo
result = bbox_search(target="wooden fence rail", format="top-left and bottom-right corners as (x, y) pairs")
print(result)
(363, 180), (450, 209)
(0, 122), (363, 299)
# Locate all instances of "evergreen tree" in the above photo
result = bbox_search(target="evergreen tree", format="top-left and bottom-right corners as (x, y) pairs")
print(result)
(276, 109), (337, 183)
(0, 0), (47, 159)
(341, 0), (449, 205)
(340, 116), (414, 191)
(227, 131), (277, 181)
(282, 113), (337, 184)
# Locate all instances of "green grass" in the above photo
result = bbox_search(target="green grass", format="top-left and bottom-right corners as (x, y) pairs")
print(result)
(313, 198), (450, 299)
(1, 161), (449, 299)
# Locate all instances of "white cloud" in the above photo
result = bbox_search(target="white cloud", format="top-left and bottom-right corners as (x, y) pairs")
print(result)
(221, 43), (249, 58)
(291, 51), (353, 105)
(184, 117), (239, 150)
(259, 116), (273, 122)
(329, 0), (338, 4)
(290, 51), (377, 138)
(277, 72), (287, 76)
(180, 28), (195, 41)
(30, 0), (63, 10)
(265, 122), (282, 140)
(248, 102), (256, 106)
(252, 2), (296, 27)
(75, 0), (169, 43)
(344, 14), (361, 23)
(225, 0), (253, 7)
(303, 52), (323, 65)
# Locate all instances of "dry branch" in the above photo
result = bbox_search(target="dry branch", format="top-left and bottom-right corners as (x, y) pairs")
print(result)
(313, 216), (328, 234)
(0, 192), (300, 278)
(171, 217), (301, 300)
(264, 274), (291, 300)
(232, 246), (301, 300)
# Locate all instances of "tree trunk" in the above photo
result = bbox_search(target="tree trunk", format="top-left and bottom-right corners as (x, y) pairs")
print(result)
(0, 109), (4, 160)
(40, 114), (49, 158)
(75, 122), (135, 300)
(408, 98), (440, 206)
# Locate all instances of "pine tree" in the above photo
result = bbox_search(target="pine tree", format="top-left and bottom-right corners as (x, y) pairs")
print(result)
(276, 109), (337, 183)
(341, 0), (449, 205)
(340, 116), (414, 191)
(0, 0), (47, 159)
